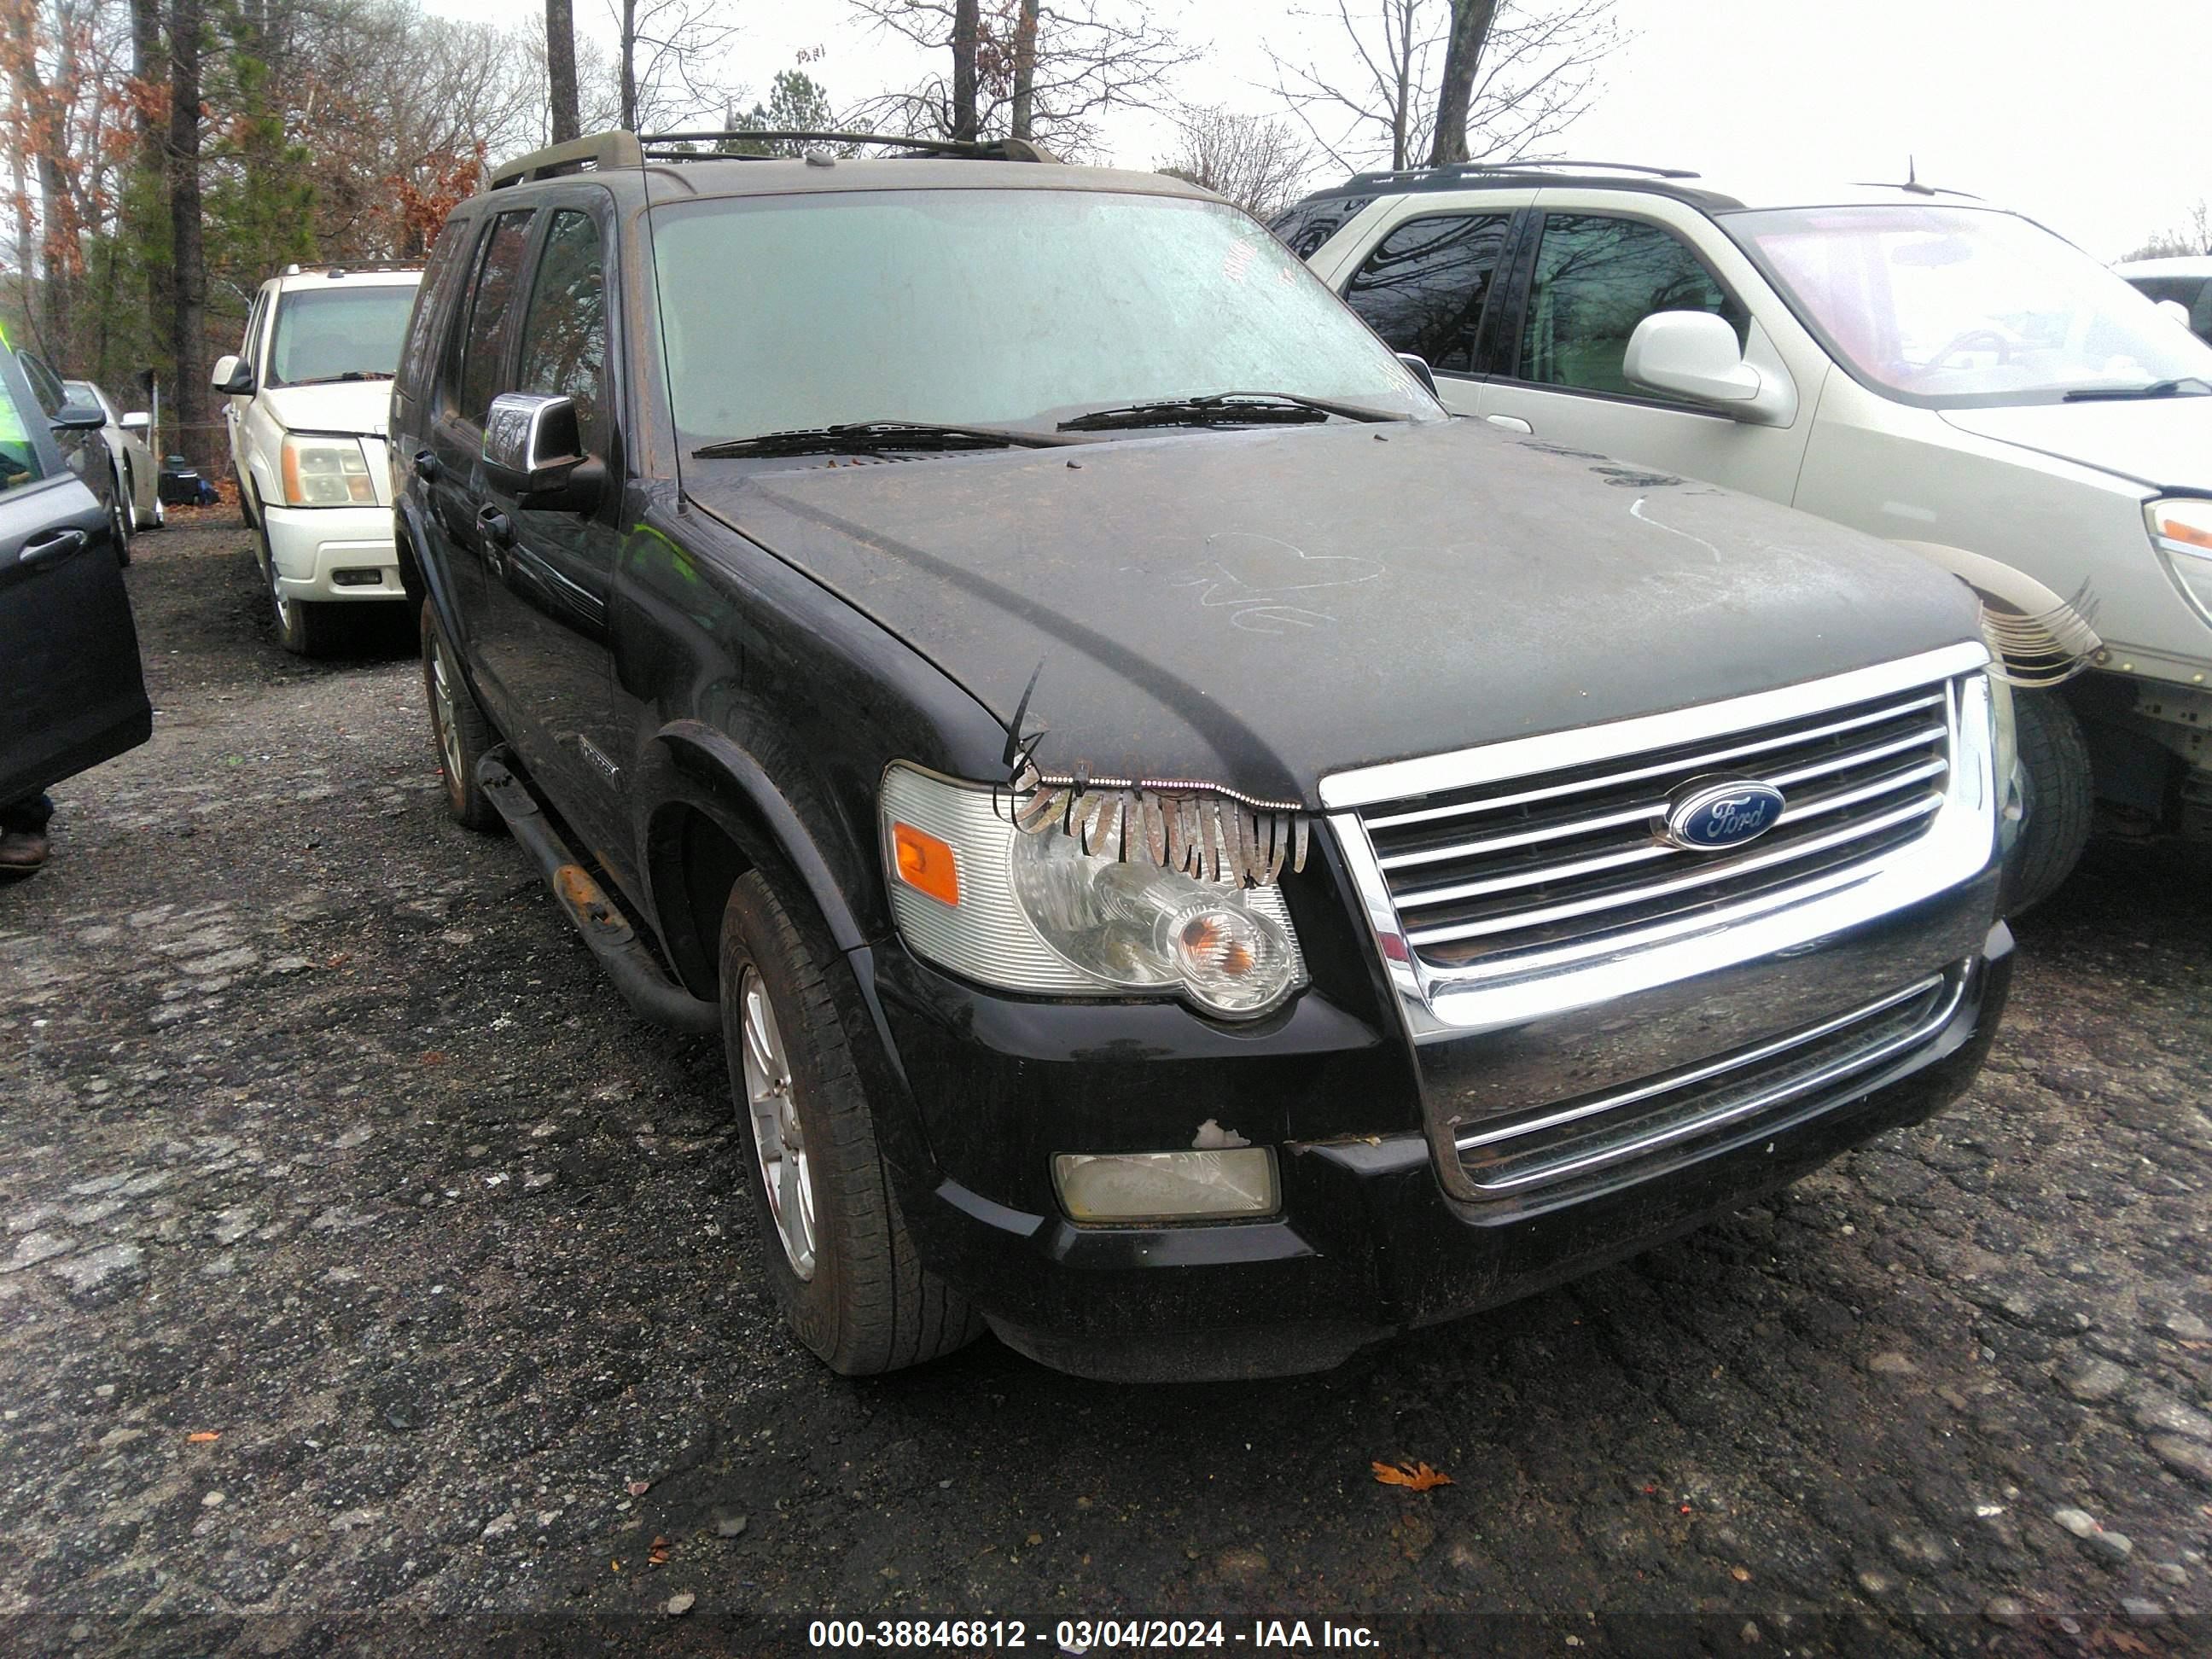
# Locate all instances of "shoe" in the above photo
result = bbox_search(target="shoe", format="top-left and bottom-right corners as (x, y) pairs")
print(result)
(0, 830), (49, 875)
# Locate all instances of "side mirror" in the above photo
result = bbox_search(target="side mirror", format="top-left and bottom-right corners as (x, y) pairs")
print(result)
(1624, 311), (1763, 408)
(121, 410), (151, 433)
(211, 354), (254, 396)
(1395, 352), (1439, 397)
(2156, 298), (2193, 329)
(49, 401), (107, 433)
(482, 392), (605, 512)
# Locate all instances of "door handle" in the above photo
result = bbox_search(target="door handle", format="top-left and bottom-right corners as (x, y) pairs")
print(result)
(476, 506), (514, 547)
(415, 448), (443, 483)
(1484, 414), (1533, 434)
(17, 528), (86, 569)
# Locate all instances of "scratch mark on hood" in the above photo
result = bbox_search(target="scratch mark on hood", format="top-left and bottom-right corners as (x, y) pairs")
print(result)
(1630, 496), (1722, 563)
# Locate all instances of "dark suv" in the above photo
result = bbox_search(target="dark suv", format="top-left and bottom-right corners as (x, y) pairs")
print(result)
(391, 130), (2017, 1382)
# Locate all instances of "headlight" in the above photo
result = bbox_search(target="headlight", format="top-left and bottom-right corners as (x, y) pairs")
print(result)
(2146, 497), (2212, 627)
(879, 764), (1307, 1020)
(280, 434), (375, 507)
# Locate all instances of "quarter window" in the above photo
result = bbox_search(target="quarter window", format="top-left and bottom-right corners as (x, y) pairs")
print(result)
(1343, 213), (1511, 374)
(515, 210), (609, 457)
(1517, 215), (1744, 399)
(449, 210), (534, 425)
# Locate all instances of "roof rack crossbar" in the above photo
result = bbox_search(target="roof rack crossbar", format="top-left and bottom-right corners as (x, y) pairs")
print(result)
(637, 129), (1060, 164)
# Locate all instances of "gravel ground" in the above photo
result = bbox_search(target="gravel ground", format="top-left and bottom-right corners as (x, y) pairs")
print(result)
(2, 519), (2209, 1657)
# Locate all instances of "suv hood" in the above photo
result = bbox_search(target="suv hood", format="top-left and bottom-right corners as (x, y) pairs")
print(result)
(691, 421), (1979, 802)
(260, 379), (391, 437)
(1940, 397), (2212, 492)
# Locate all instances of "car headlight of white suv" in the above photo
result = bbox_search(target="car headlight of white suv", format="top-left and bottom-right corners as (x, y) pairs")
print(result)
(279, 434), (376, 507)
(2147, 498), (2212, 626)
(879, 763), (1307, 1020)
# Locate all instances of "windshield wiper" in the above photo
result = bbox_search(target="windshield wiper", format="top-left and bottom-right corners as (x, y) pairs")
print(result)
(1057, 391), (1403, 432)
(693, 420), (1075, 459)
(2062, 375), (2212, 402)
(282, 370), (394, 386)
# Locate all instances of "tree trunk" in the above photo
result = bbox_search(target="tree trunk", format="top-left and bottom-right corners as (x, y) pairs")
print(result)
(130, 0), (169, 423)
(1427, 0), (1499, 166)
(951, 0), (979, 141)
(1009, 0), (1038, 140)
(168, 0), (209, 472)
(619, 0), (637, 131)
(545, 0), (579, 143)
(1389, 0), (1412, 172)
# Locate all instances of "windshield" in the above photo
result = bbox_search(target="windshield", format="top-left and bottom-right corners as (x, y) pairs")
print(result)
(650, 189), (1436, 446)
(267, 283), (419, 387)
(1727, 205), (2212, 407)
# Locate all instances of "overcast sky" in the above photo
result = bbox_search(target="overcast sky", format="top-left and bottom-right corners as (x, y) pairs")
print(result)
(426, 0), (2209, 260)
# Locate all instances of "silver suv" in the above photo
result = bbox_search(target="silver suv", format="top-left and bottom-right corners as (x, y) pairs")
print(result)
(1284, 162), (2212, 907)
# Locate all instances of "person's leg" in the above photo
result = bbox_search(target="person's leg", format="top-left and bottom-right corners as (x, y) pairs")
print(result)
(0, 793), (53, 875)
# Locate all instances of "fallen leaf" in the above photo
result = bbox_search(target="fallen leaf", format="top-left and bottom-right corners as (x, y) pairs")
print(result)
(627, 1480), (649, 1497)
(421, 1051), (446, 1066)
(1731, 1567), (1750, 1582)
(1371, 1459), (1454, 1491)
(325, 952), (352, 969)
(609, 1560), (622, 1573)
(186, 1431), (221, 1444)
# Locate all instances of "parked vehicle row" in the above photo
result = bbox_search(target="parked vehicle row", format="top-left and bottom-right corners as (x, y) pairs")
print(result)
(1275, 164), (2212, 900)
(381, 131), (2016, 1382)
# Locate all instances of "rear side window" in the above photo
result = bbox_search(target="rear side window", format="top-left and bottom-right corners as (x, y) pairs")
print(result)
(1268, 195), (1375, 259)
(1516, 214), (1746, 399)
(514, 210), (609, 457)
(448, 210), (534, 425)
(1342, 213), (1511, 373)
(397, 221), (469, 401)
(0, 371), (46, 490)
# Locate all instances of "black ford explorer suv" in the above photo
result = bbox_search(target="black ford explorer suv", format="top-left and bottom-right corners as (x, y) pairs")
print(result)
(390, 129), (2017, 1382)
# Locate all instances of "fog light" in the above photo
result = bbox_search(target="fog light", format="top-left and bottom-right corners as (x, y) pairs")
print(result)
(330, 568), (383, 587)
(1053, 1149), (1278, 1224)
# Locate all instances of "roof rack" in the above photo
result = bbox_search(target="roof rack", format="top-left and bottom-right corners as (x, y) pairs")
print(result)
(640, 129), (1061, 163)
(487, 128), (1059, 189)
(1346, 157), (1700, 189)
(277, 261), (421, 276)
(488, 131), (645, 190)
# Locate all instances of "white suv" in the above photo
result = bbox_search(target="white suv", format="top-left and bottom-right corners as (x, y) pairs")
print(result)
(212, 264), (422, 655)
(1284, 165), (2212, 907)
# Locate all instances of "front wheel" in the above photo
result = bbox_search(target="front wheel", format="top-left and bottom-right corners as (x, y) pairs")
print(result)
(719, 870), (981, 1376)
(2006, 687), (2093, 914)
(107, 477), (131, 568)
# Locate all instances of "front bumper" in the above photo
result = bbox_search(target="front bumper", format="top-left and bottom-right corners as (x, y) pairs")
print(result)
(866, 904), (2011, 1383)
(261, 502), (404, 604)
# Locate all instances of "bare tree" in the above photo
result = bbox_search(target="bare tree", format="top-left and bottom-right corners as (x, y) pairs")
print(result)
(168, 0), (208, 469)
(1427, 0), (1494, 165)
(1269, 0), (1621, 175)
(1159, 104), (1317, 220)
(545, 0), (578, 143)
(611, 0), (738, 132)
(849, 0), (1194, 156)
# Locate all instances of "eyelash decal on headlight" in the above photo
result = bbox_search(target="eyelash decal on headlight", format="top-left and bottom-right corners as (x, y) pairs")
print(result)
(1001, 758), (1310, 888)
(992, 661), (1312, 888)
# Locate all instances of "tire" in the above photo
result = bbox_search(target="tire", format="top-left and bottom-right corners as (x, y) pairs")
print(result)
(107, 484), (131, 568)
(419, 600), (504, 832)
(259, 515), (346, 656)
(719, 869), (981, 1376)
(2006, 686), (2093, 914)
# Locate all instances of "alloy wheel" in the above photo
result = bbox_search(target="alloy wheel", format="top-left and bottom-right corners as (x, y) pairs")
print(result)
(739, 966), (817, 1279)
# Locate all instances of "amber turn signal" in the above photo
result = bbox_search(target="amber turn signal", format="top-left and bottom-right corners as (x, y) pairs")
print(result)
(890, 822), (960, 906)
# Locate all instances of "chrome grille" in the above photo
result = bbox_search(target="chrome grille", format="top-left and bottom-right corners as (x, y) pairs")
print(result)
(1454, 969), (1967, 1198)
(1351, 676), (1963, 972)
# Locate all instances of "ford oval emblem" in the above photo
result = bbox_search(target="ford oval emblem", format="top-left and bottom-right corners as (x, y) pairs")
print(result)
(1659, 777), (1786, 852)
